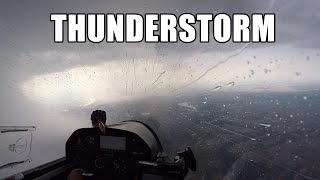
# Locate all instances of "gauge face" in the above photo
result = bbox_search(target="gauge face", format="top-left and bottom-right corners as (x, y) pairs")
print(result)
(112, 156), (129, 177)
(95, 156), (107, 169)
(84, 136), (95, 144)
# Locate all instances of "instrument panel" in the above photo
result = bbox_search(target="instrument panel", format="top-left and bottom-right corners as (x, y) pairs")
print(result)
(66, 127), (152, 180)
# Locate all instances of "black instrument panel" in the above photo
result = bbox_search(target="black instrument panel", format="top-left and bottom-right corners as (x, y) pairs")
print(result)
(66, 127), (152, 180)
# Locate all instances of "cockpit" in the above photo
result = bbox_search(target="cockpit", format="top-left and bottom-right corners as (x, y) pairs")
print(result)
(4, 120), (196, 180)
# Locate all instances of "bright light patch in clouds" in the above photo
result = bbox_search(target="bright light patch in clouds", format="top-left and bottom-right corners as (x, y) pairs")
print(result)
(20, 46), (320, 107)
(21, 56), (171, 106)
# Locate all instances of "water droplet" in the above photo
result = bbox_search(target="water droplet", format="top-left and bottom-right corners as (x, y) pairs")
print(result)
(259, 123), (271, 128)
(295, 72), (301, 76)
(303, 96), (307, 100)
(290, 114), (294, 118)
(212, 86), (222, 91)
(226, 82), (235, 87)
(306, 56), (310, 61)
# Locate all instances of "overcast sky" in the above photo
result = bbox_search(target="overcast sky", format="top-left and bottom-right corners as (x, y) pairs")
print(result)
(0, 0), (319, 107)
(0, 0), (318, 104)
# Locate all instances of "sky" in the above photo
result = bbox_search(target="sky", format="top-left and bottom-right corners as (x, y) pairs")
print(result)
(0, 0), (319, 178)
(0, 0), (319, 106)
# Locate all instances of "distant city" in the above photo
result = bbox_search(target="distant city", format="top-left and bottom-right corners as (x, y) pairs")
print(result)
(99, 90), (320, 179)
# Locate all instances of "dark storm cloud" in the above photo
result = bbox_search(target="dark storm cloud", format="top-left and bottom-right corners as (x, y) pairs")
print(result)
(273, 0), (320, 48)
(0, 0), (319, 78)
